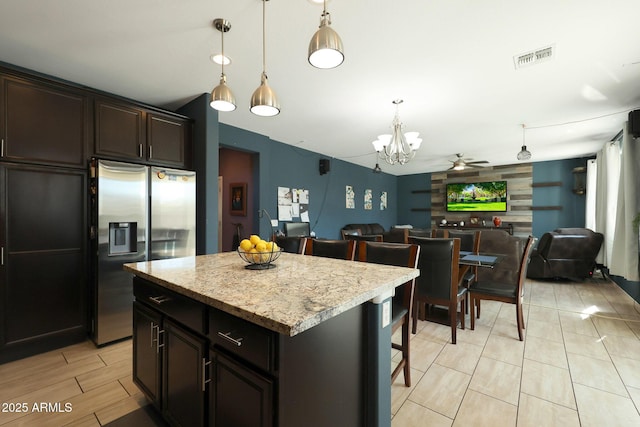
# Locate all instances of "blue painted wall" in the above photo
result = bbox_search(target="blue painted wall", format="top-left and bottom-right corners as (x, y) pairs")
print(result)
(397, 173), (431, 228)
(178, 94), (220, 255)
(219, 124), (398, 241)
(532, 157), (590, 238)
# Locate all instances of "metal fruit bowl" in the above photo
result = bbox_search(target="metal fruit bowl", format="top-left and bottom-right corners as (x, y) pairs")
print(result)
(237, 248), (282, 270)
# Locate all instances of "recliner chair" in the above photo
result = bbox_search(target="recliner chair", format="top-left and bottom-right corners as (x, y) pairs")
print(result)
(526, 228), (603, 280)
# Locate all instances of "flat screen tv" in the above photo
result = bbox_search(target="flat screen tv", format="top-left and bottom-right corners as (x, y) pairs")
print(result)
(446, 181), (507, 212)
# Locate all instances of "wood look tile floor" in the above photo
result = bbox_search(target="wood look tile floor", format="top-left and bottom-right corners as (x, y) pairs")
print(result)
(392, 272), (640, 427)
(1, 273), (640, 426)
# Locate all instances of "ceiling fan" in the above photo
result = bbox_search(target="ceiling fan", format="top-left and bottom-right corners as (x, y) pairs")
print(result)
(448, 153), (489, 171)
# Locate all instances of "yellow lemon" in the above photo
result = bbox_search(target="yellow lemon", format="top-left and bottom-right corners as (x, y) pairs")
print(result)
(255, 241), (267, 253)
(265, 241), (279, 252)
(249, 234), (261, 246)
(248, 247), (260, 263)
(239, 239), (253, 251)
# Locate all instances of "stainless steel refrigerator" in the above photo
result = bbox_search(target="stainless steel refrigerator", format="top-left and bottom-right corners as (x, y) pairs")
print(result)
(90, 159), (196, 345)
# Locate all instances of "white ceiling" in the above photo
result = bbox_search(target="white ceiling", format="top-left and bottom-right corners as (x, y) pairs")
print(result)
(1, 0), (639, 175)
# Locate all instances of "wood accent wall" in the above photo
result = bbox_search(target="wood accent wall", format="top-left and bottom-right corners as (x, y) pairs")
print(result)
(431, 163), (533, 236)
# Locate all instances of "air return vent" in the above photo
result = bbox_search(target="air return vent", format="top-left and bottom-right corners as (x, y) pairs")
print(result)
(514, 45), (555, 69)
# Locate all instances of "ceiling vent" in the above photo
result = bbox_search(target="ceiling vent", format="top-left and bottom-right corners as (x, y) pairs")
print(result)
(514, 45), (555, 69)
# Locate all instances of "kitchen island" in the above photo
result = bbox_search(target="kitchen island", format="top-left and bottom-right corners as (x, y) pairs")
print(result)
(124, 251), (419, 427)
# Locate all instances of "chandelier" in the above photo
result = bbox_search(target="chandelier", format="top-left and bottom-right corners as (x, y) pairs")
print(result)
(371, 100), (422, 165)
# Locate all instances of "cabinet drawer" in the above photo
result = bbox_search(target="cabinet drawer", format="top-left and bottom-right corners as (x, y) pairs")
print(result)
(210, 309), (275, 373)
(133, 277), (206, 334)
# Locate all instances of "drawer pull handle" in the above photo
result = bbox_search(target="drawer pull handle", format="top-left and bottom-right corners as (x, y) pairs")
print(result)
(202, 358), (212, 391)
(217, 331), (243, 347)
(149, 295), (171, 305)
(150, 322), (158, 348)
(156, 328), (165, 353)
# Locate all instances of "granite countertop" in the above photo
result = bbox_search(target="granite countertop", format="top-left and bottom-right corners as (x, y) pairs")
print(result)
(123, 252), (419, 337)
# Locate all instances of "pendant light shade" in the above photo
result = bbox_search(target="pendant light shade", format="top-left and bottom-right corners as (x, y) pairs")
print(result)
(517, 124), (532, 160)
(210, 19), (236, 112)
(251, 0), (280, 116)
(250, 72), (280, 117)
(210, 75), (236, 112)
(308, 1), (344, 69)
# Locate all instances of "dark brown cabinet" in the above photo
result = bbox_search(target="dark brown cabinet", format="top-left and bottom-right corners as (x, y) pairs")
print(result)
(133, 301), (162, 407)
(163, 319), (207, 427)
(94, 99), (145, 161)
(0, 76), (89, 168)
(210, 350), (273, 427)
(0, 163), (87, 363)
(133, 279), (207, 427)
(147, 112), (191, 168)
(95, 99), (192, 169)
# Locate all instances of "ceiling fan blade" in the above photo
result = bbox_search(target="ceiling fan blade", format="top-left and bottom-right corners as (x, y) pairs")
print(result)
(467, 160), (489, 165)
(466, 164), (486, 168)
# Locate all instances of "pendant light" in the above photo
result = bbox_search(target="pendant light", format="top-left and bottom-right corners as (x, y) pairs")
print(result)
(517, 124), (532, 160)
(210, 19), (236, 112)
(250, 0), (280, 117)
(308, 0), (344, 69)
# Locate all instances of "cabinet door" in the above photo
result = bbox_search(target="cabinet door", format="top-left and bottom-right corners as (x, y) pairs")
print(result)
(0, 163), (87, 363)
(147, 113), (191, 169)
(210, 349), (274, 427)
(94, 99), (145, 160)
(0, 76), (88, 168)
(133, 301), (163, 407)
(163, 319), (207, 427)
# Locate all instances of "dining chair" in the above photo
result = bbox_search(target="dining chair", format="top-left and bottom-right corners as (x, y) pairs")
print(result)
(344, 233), (383, 259)
(304, 238), (356, 260)
(430, 228), (449, 238)
(447, 229), (481, 312)
(274, 235), (307, 254)
(340, 228), (362, 239)
(357, 241), (420, 387)
(408, 237), (465, 344)
(469, 235), (535, 341)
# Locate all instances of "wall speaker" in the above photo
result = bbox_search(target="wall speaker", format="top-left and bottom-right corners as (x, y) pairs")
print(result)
(319, 159), (330, 175)
(629, 110), (640, 138)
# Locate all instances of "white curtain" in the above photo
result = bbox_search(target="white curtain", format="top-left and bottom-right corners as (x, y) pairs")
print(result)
(610, 123), (639, 280)
(593, 139), (621, 268)
(587, 122), (640, 281)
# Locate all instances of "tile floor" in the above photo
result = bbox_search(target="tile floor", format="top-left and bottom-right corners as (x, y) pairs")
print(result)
(1, 273), (639, 426)
(391, 272), (640, 426)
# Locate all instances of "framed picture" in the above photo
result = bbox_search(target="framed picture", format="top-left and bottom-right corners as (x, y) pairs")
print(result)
(230, 183), (247, 216)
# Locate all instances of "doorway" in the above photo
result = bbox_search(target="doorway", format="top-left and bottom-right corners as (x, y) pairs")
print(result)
(218, 148), (256, 252)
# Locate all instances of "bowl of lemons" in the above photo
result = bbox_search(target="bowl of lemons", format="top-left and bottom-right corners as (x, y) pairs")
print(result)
(237, 235), (282, 269)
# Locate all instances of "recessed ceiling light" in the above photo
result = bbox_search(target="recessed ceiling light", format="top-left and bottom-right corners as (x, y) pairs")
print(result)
(211, 54), (231, 66)
(307, 0), (329, 4)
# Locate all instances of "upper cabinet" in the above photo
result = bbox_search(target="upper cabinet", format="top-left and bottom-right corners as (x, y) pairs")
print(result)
(147, 112), (191, 168)
(0, 76), (89, 168)
(95, 98), (192, 169)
